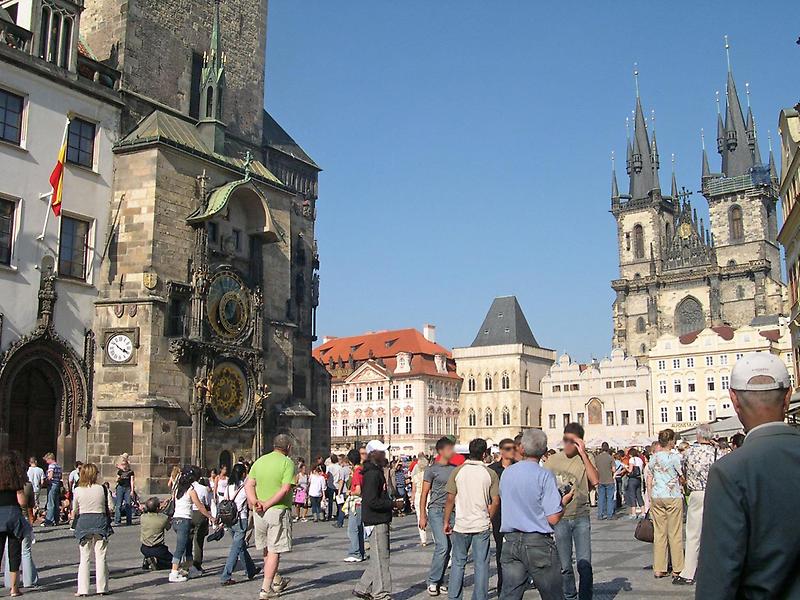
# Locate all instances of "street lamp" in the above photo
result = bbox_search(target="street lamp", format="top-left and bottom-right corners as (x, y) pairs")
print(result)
(352, 421), (365, 450)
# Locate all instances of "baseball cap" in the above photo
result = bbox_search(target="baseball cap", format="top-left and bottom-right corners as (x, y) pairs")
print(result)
(730, 352), (791, 391)
(365, 439), (388, 454)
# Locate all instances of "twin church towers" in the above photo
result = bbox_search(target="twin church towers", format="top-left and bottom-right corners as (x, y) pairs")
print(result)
(610, 41), (786, 359)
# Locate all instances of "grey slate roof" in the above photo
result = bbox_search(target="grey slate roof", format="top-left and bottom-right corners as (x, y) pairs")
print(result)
(721, 70), (756, 178)
(471, 296), (540, 348)
(262, 111), (320, 169)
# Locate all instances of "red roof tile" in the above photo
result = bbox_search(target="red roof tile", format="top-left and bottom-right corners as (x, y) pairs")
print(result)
(759, 329), (781, 342)
(679, 325), (735, 345)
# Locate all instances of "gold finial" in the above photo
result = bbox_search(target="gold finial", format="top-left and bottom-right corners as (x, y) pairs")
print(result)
(715, 91), (721, 114)
(700, 128), (706, 150)
(633, 62), (640, 98)
(745, 82), (751, 107)
(724, 35), (731, 72)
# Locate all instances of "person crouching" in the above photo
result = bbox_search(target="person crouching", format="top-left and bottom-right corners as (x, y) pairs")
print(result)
(140, 497), (172, 571)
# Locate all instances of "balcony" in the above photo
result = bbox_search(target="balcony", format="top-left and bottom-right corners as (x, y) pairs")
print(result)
(702, 166), (776, 198)
(77, 54), (121, 90)
(0, 18), (32, 53)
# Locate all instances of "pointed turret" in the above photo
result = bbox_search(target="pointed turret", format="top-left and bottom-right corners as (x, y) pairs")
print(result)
(768, 134), (778, 181)
(720, 38), (755, 177)
(701, 129), (712, 180)
(716, 92), (726, 154)
(197, 0), (227, 152)
(629, 95), (656, 201)
(611, 156), (620, 200)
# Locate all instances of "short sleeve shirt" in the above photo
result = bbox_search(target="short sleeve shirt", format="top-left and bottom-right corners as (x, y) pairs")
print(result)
(650, 451), (683, 499)
(47, 463), (63, 483)
(500, 461), (562, 534)
(423, 462), (455, 510)
(249, 451), (296, 510)
(594, 452), (615, 485)
(27, 467), (44, 492)
(350, 465), (363, 494)
(545, 451), (596, 519)
(445, 460), (500, 534)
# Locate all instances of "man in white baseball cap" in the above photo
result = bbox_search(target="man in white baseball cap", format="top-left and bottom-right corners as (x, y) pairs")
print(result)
(696, 352), (800, 600)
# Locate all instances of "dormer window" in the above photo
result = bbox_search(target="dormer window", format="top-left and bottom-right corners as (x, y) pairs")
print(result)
(38, 1), (75, 69)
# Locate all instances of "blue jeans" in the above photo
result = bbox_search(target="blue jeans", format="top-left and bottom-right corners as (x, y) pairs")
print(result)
(114, 486), (132, 525)
(597, 484), (616, 520)
(3, 532), (38, 588)
(427, 508), (453, 586)
(500, 532), (563, 600)
(220, 518), (256, 582)
(337, 497), (347, 527)
(172, 518), (193, 567)
(553, 515), (592, 600)
(310, 496), (323, 519)
(448, 529), (491, 600)
(347, 503), (365, 559)
(45, 482), (61, 525)
(326, 488), (337, 520)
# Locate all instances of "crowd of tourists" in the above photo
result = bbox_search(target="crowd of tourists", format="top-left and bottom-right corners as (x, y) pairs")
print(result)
(0, 351), (797, 599)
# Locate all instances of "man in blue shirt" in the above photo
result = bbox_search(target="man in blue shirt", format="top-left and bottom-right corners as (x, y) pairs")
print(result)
(499, 429), (572, 600)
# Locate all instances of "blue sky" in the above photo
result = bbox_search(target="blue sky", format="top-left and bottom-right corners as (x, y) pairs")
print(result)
(264, 1), (799, 362)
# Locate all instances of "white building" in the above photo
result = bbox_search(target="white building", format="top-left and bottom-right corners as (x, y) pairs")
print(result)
(541, 348), (652, 448)
(314, 326), (461, 456)
(0, 2), (121, 463)
(648, 320), (794, 433)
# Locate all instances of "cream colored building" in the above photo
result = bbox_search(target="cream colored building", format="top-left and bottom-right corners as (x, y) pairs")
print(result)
(541, 349), (652, 448)
(454, 297), (555, 445)
(648, 321), (794, 433)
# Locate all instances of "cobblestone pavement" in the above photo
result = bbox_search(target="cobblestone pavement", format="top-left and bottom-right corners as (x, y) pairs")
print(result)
(11, 512), (694, 599)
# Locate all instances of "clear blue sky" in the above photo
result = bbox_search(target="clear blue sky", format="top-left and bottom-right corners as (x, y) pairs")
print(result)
(264, 1), (799, 362)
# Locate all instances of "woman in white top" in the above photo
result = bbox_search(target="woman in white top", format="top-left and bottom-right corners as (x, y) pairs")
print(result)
(71, 463), (113, 596)
(293, 464), (309, 522)
(219, 464), (257, 584)
(410, 454), (429, 546)
(170, 467), (214, 583)
(308, 465), (326, 522)
(625, 448), (646, 518)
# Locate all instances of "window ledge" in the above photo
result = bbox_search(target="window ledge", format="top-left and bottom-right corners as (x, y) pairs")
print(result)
(57, 275), (95, 288)
(66, 162), (99, 176)
(0, 263), (19, 274)
(0, 138), (27, 154)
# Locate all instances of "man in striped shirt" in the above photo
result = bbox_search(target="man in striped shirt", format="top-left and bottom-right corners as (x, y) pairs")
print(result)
(43, 452), (62, 526)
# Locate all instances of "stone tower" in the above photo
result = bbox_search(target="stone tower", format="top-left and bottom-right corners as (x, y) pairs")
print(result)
(81, 0), (268, 143)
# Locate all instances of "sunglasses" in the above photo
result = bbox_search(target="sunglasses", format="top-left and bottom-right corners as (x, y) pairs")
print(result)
(562, 438), (576, 445)
(500, 446), (515, 452)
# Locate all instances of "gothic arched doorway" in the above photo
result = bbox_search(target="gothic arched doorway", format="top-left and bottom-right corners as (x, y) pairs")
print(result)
(219, 450), (233, 472)
(8, 360), (61, 461)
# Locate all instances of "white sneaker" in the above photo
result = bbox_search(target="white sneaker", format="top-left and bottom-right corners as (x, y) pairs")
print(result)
(169, 571), (187, 583)
(343, 556), (362, 563)
(427, 584), (440, 596)
(439, 585), (447, 592)
(188, 566), (202, 578)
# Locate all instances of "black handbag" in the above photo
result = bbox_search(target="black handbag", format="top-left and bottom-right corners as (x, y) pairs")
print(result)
(634, 511), (654, 543)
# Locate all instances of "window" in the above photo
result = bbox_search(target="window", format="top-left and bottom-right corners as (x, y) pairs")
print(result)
(525, 371), (530, 390)
(707, 377), (715, 391)
(445, 417), (451, 434)
(613, 380), (625, 388)
(405, 383), (412, 399)
(428, 415), (434, 432)
(673, 358), (681, 369)
(232, 229), (241, 251)
(735, 353), (744, 361)
(620, 410), (629, 425)
(687, 378), (696, 392)
(570, 384), (580, 391)
(659, 380), (667, 394)
(673, 379), (682, 393)
(331, 419), (337, 435)
(705, 356), (713, 366)
(342, 419), (349, 436)
(355, 387), (362, 402)
(548, 414), (556, 429)
(577, 412), (584, 425)
(468, 409), (477, 427)
(331, 389), (338, 403)
(707, 404), (716, 421)
(484, 376), (493, 391)
(436, 416), (443, 434)
(207, 222), (218, 243)
(392, 416), (400, 435)
(405, 416), (412, 434)
(636, 317), (646, 333)
(563, 413), (570, 427)
(501, 372), (510, 390)
(730, 205), (744, 242)
(58, 216), (90, 280)
(605, 411), (614, 426)
(38, 4), (75, 66)
(67, 118), (96, 168)
(0, 89), (23, 145)
(342, 388), (348, 403)
(675, 297), (704, 336)
(366, 387), (373, 401)
(0, 199), (15, 265)
(657, 360), (666, 370)
(720, 354), (728, 366)
(428, 383), (434, 399)
(392, 384), (399, 399)
(552, 385), (561, 393)
(377, 417), (384, 435)
(625, 380), (636, 388)
(633, 224), (645, 259)
(721, 375), (729, 390)
(688, 405), (697, 421)
(485, 408), (493, 427)
(468, 376), (476, 392)
(377, 386), (384, 400)
(366, 418), (373, 434)
(605, 381), (612, 389)
(686, 357), (695, 368)
(502, 406), (510, 426)
(636, 409), (645, 424)
(525, 408), (531, 426)
(660, 406), (668, 423)
(675, 406), (683, 422)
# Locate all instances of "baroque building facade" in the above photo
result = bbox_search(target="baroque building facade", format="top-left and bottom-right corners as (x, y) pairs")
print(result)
(314, 326), (461, 456)
(74, 0), (326, 492)
(0, 1), (121, 467)
(454, 297), (555, 444)
(541, 349), (652, 448)
(611, 55), (786, 361)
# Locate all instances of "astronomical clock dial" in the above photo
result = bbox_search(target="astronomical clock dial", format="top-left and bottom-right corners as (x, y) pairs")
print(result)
(207, 271), (250, 339)
(106, 333), (134, 363)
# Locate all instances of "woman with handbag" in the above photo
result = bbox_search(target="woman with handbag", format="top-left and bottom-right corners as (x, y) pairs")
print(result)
(0, 452), (31, 597)
(293, 464), (309, 522)
(647, 429), (685, 579)
(71, 463), (114, 596)
(219, 464), (258, 585)
(169, 466), (214, 583)
(625, 448), (645, 519)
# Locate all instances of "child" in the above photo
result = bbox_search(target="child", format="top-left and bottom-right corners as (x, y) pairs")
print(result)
(140, 497), (172, 570)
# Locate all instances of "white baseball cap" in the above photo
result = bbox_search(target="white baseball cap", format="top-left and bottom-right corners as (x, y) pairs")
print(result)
(365, 439), (388, 454)
(730, 352), (791, 391)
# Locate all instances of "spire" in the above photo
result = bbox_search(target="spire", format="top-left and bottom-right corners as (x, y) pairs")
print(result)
(716, 91), (725, 154)
(701, 129), (711, 179)
(628, 65), (656, 201)
(768, 132), (778, 180)
(611, 151), (620, 200)
(670, 154), (678, 198)
(197, 0), (227, 152)
(720, 36), (755, 177)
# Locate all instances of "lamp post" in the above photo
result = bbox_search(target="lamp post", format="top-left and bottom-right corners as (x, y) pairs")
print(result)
(352, 421), (364, 450)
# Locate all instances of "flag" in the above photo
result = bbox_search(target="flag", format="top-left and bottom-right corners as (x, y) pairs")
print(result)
(49, 119), (69, 217)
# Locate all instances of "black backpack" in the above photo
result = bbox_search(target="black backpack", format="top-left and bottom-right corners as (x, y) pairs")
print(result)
(217, 485), (243, 527)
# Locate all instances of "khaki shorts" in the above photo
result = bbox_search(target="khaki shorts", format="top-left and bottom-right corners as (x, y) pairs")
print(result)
(254, 507), (292, 553)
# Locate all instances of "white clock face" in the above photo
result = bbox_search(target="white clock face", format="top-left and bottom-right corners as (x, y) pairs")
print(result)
(107, 334), (133, 363)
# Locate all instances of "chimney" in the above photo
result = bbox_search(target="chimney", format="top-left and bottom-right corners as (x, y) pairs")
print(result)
(322, 335), (338, 344)
(423, 324), (436, 343)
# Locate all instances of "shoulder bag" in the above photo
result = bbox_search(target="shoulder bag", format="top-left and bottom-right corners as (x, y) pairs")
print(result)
(634, 511), (654, 543)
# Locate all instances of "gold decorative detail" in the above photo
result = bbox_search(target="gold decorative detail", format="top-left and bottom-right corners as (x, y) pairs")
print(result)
(143, 272), (158, 290)
(209, 362), (248, 425)
(678, 222), (692, 239)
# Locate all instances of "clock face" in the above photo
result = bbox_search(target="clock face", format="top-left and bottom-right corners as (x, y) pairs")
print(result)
(107, 334), (134, 363)
(207, 271), (250, 339)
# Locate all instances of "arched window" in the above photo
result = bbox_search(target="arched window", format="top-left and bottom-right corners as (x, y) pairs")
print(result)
(484, 375), (493, 391)
(525, 407), (531, 426)
(468, 376), (476, 392)
(633, 224), (645, 259)
(675, 297), (704, 336)
(636, 317), (646, 333)
(468, 409), (476, 427)
(501, 372), (510, 390)
(206, 88), (214, 119)
(524, 371), (530, 390)
(39, 5), (51, 59)
(665, 222), (672, 242)
(730, 206), (744, 242)
(502, 406), (510, 426)
(485, 408), (493, 427)
(58, 17), (72, 68)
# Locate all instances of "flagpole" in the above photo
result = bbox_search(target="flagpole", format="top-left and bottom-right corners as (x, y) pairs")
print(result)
(39, 117), (70, 241)
(36, 192), (52, 241)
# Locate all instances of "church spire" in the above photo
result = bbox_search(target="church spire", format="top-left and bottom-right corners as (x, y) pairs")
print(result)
(701, 129), (712, 180)
(197, 0), (227, 152)
(768, 132), (778, 181)
(611, 151), (620, 200)
(720, 36), (755, 177)
(670, 154), (678, 199)
(628, 65), (656, 201)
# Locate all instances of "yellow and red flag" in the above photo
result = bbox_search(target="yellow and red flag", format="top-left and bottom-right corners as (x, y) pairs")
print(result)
(49, 119), (69, 217)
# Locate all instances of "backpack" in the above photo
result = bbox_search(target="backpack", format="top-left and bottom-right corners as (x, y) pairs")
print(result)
(217, 485), (243, 527)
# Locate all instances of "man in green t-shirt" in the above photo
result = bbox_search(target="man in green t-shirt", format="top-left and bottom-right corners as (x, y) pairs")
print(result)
(246, 434), (296, 599)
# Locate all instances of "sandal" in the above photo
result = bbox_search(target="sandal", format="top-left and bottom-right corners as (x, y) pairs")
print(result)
(654, 572), (670, 578)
